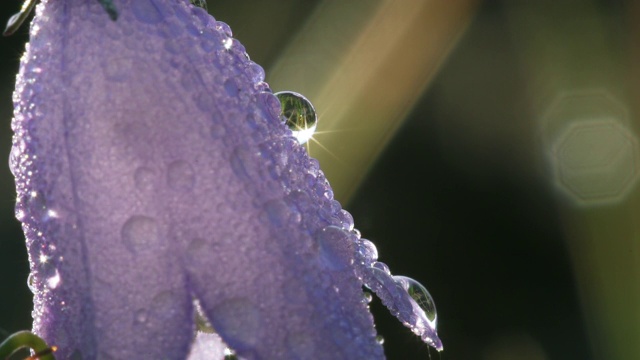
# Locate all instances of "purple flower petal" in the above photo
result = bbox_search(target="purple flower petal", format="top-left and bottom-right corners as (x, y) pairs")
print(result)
(11, 0), (386, 359)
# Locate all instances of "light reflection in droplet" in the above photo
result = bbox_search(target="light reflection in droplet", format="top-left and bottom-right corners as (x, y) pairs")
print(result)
(275, 91), (318, 144)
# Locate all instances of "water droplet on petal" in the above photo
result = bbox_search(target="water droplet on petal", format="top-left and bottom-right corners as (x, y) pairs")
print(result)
(375, 335), (385, 345)
(356, 239), (378, 265)
(135, 309), (148, 324)
(223, 348), (238, 360)
(337, 210), (354, 231)
(275, 91), (317, 144)
(362, 266), (443, 351)
(210, 298), (261, 352)
(222, 37), (233, 50)
(245, 62), (265, 83)
(46, 269), (61, 289)
(393, 276), (437, 325)
(216, 22), (233, 37)
(121, 215), (160, 253)
(372, 261), (391, 275)
(362, 291), (373, 304)
(27, 273), (37, 293)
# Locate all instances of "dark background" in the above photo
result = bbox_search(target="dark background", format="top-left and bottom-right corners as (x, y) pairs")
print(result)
(1, 1), (637, 359)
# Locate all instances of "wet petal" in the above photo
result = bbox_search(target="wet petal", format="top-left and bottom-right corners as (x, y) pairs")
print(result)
(11, 0), (383, 359)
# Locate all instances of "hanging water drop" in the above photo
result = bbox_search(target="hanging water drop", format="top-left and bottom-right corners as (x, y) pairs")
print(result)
(393, 276), (437, 325)
(375, 335), (385, 345)
(275, 91), (317, 144)
(223, 348), (238, 360)
(362, 265), (443, 351)
(362, 291), (373, 304)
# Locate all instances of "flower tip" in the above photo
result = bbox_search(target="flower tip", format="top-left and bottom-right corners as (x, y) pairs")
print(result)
(433, 337), (444, 352)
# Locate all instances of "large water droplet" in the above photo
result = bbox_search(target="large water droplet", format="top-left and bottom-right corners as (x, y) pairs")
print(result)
(375, 335), (385, 345)
(393, 275), (437, 325)
(362, 266), (443, 351)
(275, 91), (317, 144)
(121, 215), (160, 253)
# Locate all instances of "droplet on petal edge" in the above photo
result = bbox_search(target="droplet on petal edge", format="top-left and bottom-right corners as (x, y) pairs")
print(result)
(361, 266), (443, 351)
(393, 275), (437, 325)
(275, 91), (317, 144)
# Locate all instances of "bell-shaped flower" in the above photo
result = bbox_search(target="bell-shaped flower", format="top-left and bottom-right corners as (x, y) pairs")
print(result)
(10, 0), (441, 358)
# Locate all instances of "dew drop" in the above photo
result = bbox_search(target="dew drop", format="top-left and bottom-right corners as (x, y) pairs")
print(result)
(121, 215), (160, 253)
(372, 261), (391, 275)
(393, 276), (437, 324)
(46, 269), (61, 289)
(376, 335), (385, 345)
(223, 348), (237, 360)
(222, 37), (233, 50)
(356, 239), (378, 266)
(216, 22), (233, 37)
(135, 309), (148, 324)
(210, 298), (261, 351)
(167, 160), (196, 191)
(362, 291), (373, 304)
(337, 210), (354, 231)
(224, 78), (239, 97)
(245, 62), (265, 83)
(27, 273), (37, 293)
(275, 91), (317, 144)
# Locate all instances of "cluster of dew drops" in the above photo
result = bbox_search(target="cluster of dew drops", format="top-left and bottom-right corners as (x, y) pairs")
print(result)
(275, 92), (441, 351)
(3, 0), (441, 352)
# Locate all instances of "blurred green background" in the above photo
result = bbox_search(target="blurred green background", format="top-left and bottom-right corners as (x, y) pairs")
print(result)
(1, 0), (639, 359)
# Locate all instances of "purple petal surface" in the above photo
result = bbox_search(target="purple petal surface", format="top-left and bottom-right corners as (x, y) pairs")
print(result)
(11, 0), (384, 358)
